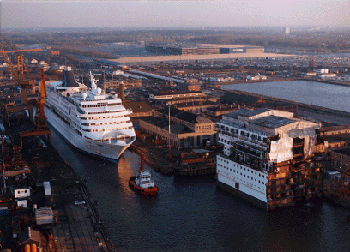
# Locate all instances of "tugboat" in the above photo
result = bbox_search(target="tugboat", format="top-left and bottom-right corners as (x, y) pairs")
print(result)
(129, 155), (158, 195)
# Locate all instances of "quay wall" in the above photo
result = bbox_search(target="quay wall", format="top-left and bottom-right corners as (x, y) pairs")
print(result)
(222, 84), (350, 125)
(45, 144), (117, 252)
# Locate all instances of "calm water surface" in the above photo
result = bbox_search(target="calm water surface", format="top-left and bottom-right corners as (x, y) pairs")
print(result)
(51, 129), (350, 252)
(222, 81), (350, 113)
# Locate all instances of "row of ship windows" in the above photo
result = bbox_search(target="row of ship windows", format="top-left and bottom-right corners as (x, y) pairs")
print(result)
(218, 166), (264, 183)
(80, 115), (127, 120)
(83, 126), (134, 132)
(81, 121), (130, 126)
(81, 103), (121, 108)
(218, 159), (265, 178)
(220, 138), (264, 153)
(218, 124), (267, 142)
(85, 111), (124, 115)
(218, 170), (265, 190)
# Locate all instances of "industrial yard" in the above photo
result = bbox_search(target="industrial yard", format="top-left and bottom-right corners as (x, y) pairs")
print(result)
(1, 27), (350, 250)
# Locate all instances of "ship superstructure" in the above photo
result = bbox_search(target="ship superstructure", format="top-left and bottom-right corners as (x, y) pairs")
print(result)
(45, 70), (136, 160)
(216, 108), (323, 210)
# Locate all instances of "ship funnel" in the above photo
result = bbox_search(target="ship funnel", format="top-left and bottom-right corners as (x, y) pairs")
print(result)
(90, 71), (97, 92)
(119, 83), (125, 104)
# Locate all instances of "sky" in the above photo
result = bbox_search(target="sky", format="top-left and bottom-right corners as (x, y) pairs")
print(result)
(1, 0), (350, 29)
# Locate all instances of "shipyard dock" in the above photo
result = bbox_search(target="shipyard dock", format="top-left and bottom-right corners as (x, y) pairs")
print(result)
(31, 144), (116, 252)
(0, 126), (116, 251)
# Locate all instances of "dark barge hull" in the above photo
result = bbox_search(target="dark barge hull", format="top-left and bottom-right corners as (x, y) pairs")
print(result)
(174, 166), (216, 176)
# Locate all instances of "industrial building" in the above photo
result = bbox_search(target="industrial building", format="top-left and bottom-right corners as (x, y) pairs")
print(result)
(148, 90), (216, 106)
(138, 107), (217, 149)
(145, 43), (264, 56)
(330, 148), (350, 171)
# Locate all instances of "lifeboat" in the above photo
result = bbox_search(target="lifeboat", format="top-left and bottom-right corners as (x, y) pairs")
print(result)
(129, 155), (158, 196)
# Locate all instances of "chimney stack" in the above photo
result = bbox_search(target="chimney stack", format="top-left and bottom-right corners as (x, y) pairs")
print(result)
(119, 83), (125, 104)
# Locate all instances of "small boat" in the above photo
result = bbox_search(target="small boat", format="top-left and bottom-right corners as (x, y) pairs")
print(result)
(129, 156), (158, 196)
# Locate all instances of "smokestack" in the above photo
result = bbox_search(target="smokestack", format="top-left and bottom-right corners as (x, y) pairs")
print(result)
(119, 83), (125, 104)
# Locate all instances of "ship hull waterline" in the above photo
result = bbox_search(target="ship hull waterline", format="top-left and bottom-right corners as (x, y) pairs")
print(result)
(45, 107), (131, 160)
(129, 177), (158, 196)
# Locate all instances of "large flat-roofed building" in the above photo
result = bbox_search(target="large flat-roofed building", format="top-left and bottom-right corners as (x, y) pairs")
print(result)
(149, 91), (217, 106)
(110, 52), (294, 65)
(146, 43), (264, 56)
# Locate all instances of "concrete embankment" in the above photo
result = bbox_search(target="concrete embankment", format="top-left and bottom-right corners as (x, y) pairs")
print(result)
(227, 88), (350, 125)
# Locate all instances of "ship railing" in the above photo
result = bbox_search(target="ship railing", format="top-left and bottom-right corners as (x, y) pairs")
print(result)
(231, 146), (262, 159)
(218, 129), (268, 147)
(228, 151), (267, 172)
(76, 107), (85, 114)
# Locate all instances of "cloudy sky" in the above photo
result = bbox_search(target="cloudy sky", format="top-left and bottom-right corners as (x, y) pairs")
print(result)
(2, 0), (349, 28)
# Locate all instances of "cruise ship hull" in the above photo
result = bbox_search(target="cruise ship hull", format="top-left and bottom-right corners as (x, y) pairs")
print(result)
(45, 107), (130, 160)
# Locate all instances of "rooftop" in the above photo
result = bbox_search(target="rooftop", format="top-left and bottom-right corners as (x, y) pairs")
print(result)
(224, 108), (269, 119)
(107, 52), (296, 65)
(142, 117), (192, 134)
(158, 108), (198, 124)
(124, 101), (152, 113)
(251, 116), (295, 129)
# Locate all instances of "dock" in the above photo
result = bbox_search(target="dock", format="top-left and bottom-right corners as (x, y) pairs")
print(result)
(1, 135), (117, 251)
(52, 204), (108, 252)
(131, 140), (175, 175)
(38, 146), (116, 252)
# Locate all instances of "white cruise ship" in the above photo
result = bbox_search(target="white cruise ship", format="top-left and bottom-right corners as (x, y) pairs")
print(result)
(45, 70), (136, 160)
(216, 108), (323, 210)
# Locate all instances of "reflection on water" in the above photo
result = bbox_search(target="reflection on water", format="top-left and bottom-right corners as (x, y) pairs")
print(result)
(223, 81), (350, 113)
(51, 129), (350, 252)
(117, 152), (136, 193)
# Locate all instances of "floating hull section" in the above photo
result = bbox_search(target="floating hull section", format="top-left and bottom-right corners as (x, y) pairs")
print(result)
(174, 164), (216, 177)
(216, 180), (268, 210)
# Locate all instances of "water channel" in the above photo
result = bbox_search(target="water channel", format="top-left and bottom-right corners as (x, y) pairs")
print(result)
(51, 127), (350, 252)
(222, 80), (350, 113)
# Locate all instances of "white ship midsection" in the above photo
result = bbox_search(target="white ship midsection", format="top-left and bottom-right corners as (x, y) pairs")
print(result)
(216, 154), (269, 203)
(45, 107), (131, 160)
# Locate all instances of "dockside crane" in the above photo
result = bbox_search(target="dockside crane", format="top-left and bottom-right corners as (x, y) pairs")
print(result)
(20, 68), (51, 142)
(16, 54), (35, 105)
(0, 44), (39, 104)
(1, 44), (42, 126)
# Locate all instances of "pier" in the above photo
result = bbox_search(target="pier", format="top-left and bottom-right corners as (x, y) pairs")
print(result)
(19, 141), (116, 252)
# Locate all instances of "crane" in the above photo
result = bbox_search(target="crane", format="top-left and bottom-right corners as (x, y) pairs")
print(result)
(0, 44), (37, 104)
(19, 68), (51, 142)
(17, 54), (35, 105)
(36, 68), (48, 130)
(1, 44), (42, 127)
